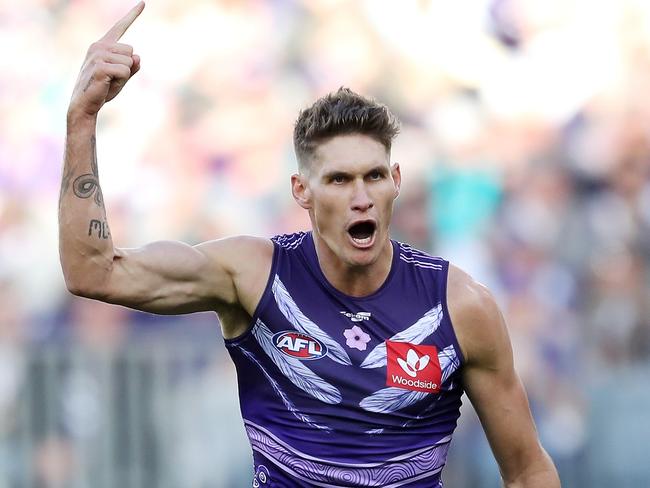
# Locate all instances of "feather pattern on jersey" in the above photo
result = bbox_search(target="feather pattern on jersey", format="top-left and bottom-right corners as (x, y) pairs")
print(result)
(439, 345), (460, 384)
(360, 304), (443, 369)
(359, 387), (428, 414)
(252, 319), (342, 404)
(239, 347), (331, 431)
(272, 275), (352, 365)
(359, 345), (460, 415)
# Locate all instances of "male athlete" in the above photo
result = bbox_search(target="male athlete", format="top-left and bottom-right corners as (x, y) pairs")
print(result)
(59, 3), (560, 487)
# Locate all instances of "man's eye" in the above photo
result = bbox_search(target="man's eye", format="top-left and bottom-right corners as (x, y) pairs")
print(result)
(333, 175), (345, 183)
(369, 171), (382, 180)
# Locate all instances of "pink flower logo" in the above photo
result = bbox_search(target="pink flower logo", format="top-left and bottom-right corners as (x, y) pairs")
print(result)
(343, 326), (371, 351)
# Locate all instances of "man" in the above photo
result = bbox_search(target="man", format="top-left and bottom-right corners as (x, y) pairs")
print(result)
(59, 3), (560, 487)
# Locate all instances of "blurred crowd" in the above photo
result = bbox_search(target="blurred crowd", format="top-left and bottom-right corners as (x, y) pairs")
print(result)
(1, 0), (649, 486)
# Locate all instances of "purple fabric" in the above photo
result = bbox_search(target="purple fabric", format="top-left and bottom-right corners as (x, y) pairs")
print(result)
(225, 232), (464, 487)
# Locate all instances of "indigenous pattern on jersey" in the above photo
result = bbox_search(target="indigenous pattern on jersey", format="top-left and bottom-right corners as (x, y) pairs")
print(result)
(224, 232), (465, 487)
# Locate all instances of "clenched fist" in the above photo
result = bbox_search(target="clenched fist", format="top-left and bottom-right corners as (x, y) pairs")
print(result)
(68, 2), (144, 120)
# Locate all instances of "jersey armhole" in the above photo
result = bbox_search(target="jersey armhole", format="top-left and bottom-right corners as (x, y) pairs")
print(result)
(223, 239), (280, 346)
(440, 261), (467, 366)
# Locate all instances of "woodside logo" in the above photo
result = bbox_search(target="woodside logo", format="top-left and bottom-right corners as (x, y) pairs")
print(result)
(386, 341), (441, 393)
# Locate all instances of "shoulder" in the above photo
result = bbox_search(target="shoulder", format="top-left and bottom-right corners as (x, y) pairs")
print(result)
(196, 235), (275, 314)
(195, 235), (274, 276)
(446, 264), (511, 368)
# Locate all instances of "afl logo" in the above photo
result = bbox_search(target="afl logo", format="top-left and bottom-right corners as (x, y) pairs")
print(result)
(272, 331), (328, 360)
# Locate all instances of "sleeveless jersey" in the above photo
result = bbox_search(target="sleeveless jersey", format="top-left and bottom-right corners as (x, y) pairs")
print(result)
(224, 232), (465, 487)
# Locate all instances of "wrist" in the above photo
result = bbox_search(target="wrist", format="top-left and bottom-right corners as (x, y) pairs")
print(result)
(66, 107), (98, 132)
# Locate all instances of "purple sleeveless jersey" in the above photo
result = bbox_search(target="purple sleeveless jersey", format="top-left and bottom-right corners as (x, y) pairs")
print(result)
(224, 232), (465, 487)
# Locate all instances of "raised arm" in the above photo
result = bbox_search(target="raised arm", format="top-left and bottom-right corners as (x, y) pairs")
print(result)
(447, 265), (561, 488)
(59, 3), (272, 321)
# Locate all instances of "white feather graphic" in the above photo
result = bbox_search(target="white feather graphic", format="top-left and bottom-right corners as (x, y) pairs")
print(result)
(360, 304), (443, 369)
(438, 345), (460, 384)
(239, 347), (331, 431)
(359, 345), (461, 415)
(272, 276), (352, 365)
(359, 387), (428, 414)
(252, 319), (342, 404)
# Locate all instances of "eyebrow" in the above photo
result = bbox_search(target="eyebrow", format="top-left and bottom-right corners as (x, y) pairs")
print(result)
(321, 170), (352, 181)
(321, 166), (387, 181)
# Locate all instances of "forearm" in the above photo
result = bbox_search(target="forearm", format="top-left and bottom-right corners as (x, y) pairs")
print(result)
(503, 451), (561, 488)
(59, 112), (115, 294)
(505, 471), (560, 488)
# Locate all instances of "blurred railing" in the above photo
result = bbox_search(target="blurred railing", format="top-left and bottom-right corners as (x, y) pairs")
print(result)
(2, 341), (649, 488)
(2, 340), (251, 488)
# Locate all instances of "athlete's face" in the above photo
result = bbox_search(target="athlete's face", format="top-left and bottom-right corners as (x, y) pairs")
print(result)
(292, 133), (401, 268)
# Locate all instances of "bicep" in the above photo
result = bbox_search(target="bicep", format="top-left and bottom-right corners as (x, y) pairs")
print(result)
(99, 239), (238, 314)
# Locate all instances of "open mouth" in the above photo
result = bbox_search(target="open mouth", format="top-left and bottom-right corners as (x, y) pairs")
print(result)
(347, 221), (377, 247)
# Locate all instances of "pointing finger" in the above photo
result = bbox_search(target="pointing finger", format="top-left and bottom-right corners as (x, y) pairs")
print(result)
(101, 1), (145, 43)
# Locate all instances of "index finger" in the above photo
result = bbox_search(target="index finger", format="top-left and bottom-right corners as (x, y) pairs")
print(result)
(100, 1), (145, 43)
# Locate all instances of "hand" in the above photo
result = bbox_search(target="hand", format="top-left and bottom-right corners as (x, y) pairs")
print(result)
(69, 2), (145, 119)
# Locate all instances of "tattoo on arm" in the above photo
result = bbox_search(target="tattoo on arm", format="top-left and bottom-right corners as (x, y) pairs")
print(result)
(90, 134), (98, 176)
(88, 219), (111, 239)
(82, 77), (93, 93)
(72, 135), (103, 206)
(59, 165), (74, 203)
(73, 175), (103, 206)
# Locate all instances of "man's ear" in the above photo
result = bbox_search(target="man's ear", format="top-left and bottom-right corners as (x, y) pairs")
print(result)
(291, 173), (312, 209)
(391, 162), (401, 200)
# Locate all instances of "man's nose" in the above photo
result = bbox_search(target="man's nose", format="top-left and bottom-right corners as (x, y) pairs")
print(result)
(351, 181), (374, 212)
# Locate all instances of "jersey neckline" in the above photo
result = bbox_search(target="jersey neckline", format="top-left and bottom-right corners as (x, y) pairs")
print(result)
(303, 231), (399, 302)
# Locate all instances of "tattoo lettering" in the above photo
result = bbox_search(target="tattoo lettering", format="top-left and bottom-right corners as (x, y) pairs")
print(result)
(72, 135), (103, 206)
(88, 219), (110, 239)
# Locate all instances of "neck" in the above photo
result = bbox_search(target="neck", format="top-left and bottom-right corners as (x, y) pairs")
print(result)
(312, 232), (394, 297)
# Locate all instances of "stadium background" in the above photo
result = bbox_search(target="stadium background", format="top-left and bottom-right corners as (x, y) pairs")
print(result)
(1, 0), (649, 486)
